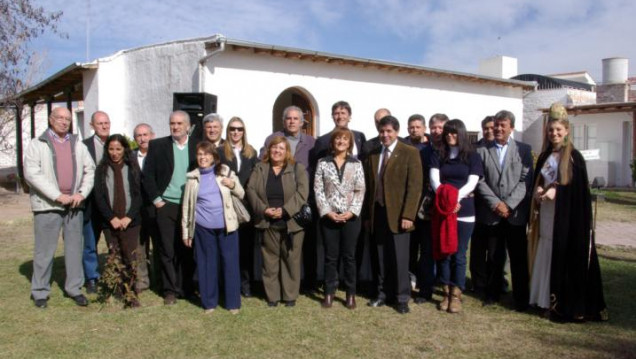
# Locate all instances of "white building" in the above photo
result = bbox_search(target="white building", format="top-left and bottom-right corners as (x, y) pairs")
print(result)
(16, 35), (532, 150)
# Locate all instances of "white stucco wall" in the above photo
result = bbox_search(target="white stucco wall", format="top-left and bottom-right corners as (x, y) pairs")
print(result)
(203, 50), (525, 148)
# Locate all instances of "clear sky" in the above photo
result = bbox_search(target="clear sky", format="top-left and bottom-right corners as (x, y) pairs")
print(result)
(30, 0), (635, 84)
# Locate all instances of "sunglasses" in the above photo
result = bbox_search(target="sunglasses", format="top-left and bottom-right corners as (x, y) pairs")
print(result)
(229, 127), (245, 132)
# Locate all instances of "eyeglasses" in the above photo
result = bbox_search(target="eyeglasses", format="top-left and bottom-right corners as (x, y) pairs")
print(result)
(229, 127), (244, 132)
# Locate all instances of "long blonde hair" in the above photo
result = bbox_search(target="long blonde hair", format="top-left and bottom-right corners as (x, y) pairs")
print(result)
(540, 117), (574, 185)
(223, 117), (255, 161)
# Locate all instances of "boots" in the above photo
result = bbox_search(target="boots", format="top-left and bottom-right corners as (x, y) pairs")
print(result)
(448, 286), (463, 313)
(345, 294), (356, 310)
(322, 294), (334, 308)
(439, 285), (450, 311)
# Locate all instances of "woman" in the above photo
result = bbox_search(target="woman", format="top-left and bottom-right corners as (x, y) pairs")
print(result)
(93, 134), (142, 308)
(430, 119), (483, 313)
(218, 117), (259, 298)
(314, 128), (365, 309)
(528, 103), (607, 322)
(182, 141), (244, 315)
(246, 136), (309, 307)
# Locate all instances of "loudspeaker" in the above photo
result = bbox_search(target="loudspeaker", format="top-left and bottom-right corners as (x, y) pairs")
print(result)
(173, 92), (217, 140)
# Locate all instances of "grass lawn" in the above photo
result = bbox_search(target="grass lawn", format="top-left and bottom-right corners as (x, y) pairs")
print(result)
(1, 216), (635, 358)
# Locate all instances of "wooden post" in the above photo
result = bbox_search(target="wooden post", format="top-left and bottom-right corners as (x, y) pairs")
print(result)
(15, 105), (24, 191)
(66, 89), (73, 133)
(30, 102), (36, 139)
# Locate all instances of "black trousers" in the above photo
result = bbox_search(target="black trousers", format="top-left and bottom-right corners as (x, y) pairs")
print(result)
(370, 204), (411, 304)
(320, 216), (360, 295)
(238, 223), (255, 293)
(469, 223), (491, 292)
(155, 201), (194, 297)
(484, 220), (529, 309)
(139, 205), (161, 289)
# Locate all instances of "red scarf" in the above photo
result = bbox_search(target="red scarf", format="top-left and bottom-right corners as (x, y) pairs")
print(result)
(432, 184), (458, 260)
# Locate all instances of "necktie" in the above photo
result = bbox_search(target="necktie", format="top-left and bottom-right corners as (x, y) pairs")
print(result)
(375, 147), (390, 206)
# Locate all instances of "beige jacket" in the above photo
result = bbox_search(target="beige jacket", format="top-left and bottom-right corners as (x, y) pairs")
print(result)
(181, 164), (244, 240)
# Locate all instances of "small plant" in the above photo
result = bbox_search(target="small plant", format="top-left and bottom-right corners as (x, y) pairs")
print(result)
(97, 246), (139, 308)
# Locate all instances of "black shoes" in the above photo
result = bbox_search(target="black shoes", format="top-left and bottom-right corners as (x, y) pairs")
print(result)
(72, 294), (89, 307)
(284, 300), (296, 307)
(322, 294), (334, 308)
(34, 298), (48, 308)
(85, 280), (97, 294)
(367, 298), (386, 307)
(414, 296), (429, 305)
(163, 293), (177, 305)
(267, 301), (278, 307)
(241, 288), (253, 298)
(396, 302), (410, 314)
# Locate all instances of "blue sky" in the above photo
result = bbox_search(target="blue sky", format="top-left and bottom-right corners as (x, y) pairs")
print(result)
(30, 0), (635, 83)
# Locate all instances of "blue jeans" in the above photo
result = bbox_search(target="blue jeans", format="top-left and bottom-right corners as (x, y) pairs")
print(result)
(194, 225), (240, 310)
(437, 221), (474, 291)
(82, 220), (100, 281)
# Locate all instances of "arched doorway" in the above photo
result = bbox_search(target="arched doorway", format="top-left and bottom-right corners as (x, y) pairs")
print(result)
(272, 87), (316, 136)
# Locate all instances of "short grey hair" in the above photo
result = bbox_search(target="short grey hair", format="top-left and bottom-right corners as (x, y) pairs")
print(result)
(282, 106), (305, 124)
(494, 110), (515, 127)
(170, 110), (191, 124)
(133, 123), (154, 135)
(202, 113), (223, 126)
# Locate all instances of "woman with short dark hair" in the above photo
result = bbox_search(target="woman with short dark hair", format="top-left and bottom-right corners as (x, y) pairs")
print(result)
(314, 128), (365, 309)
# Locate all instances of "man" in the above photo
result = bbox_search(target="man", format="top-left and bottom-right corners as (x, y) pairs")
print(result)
(404, 114), (431, 292)
(25, 107), (95, 308)
(260, 106), (315, 169)
(470, 115), (496, 294)
(311, 101), (366, 166)
(202, 113), (225, 148)
(475, 116), (495, 146)
(406, 114), (431, 149)
(414, 113), (448, 304)
(81, 110), (111, 294)
(133, 123), (158, 293)
(361, 108), (391, 158)
(475, 110), (532, 311)
(262, 106), (317, 293)
(365, 115), (422, 314)
(142, 111), (198, 305)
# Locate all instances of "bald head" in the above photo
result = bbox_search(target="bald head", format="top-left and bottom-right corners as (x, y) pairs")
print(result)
(374, 108), (391, 131)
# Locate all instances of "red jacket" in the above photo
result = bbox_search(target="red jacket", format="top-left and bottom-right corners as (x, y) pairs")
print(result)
(432, 184), (458, 260)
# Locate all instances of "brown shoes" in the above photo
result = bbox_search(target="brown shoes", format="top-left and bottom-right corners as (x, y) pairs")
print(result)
(448, 287), (462, 313)
(439, 285), (450, 311)
(345, 294), (356, 310)
(322, 294), (334, 308)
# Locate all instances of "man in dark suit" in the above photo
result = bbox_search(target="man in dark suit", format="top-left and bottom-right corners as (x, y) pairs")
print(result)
(142, 110), (198, 305)
(311, 101), (366, 167)
(132, 123), (157, 293)
(81, 110), (110, 294)
(365, 115), (422, 314)
(475, 110), (533, 311)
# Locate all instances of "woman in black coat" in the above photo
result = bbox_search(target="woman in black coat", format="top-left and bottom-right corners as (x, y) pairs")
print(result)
(93, 134), (142, 308)
(217, 117), (259, 297)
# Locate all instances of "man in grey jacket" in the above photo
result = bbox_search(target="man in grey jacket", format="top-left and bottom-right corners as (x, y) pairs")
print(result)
(475, 110), (532, 311)
(24, 107), (95, 308)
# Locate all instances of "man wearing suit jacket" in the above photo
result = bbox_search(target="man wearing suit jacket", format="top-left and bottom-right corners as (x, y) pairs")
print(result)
(475, 110), (532, 311)
(202, 113), (225, 149)
(81, 110), (110, 294)
(142, 111), (198, 305)
(260, 106), (315, 170)
(311, 101), (367, 167)
(365, 115), (422, 314)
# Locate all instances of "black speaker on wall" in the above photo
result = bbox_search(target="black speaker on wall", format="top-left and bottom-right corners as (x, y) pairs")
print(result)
(173, 92), (218, 140)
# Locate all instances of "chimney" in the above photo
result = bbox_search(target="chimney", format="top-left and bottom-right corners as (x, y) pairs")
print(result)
(478, 56), (518, 79)
(597, 57), (629, 103)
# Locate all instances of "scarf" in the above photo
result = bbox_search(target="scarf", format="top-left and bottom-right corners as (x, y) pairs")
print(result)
(109, 160), (126, 218)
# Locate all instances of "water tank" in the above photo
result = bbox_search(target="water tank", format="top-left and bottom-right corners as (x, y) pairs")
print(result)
(602, 57), (628, 84)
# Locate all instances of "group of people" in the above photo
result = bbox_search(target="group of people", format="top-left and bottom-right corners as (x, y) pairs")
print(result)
(24, 100), (607, 322)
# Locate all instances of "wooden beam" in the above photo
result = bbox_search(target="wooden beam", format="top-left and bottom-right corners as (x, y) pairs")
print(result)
(66, 88), (73, 133)
(15, 106), (24, 187)
(30, 103), (36, 139)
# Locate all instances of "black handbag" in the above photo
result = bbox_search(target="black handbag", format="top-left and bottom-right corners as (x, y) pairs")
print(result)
(291, 163), (312, 228)
(292, 203), (313, 228)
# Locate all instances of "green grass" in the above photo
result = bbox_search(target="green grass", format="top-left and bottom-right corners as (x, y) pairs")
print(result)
(1, 217), (635, 358)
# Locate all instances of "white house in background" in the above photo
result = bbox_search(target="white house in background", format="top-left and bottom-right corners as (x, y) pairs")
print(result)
(16, 34), (532, 152)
